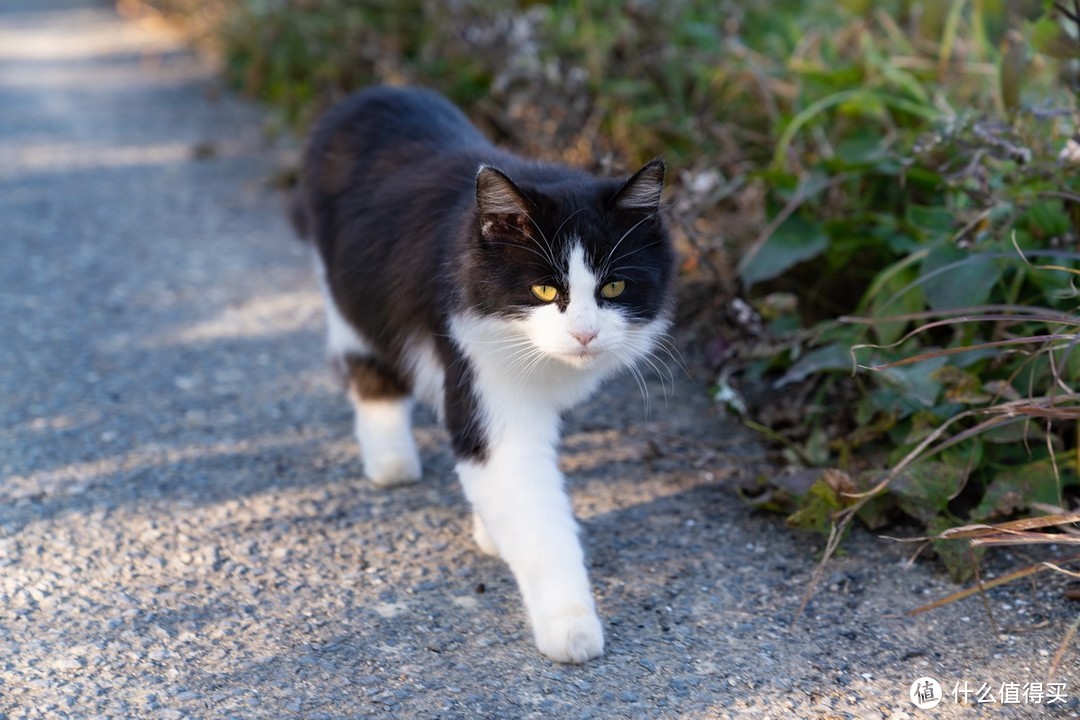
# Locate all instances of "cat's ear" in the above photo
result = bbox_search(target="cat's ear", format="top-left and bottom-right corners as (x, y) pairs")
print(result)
(476, 165), (533, 239)
(612, 159), (665, 213)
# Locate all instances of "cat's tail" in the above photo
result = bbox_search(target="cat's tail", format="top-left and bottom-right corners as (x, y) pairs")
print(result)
(286, 183), (312, 242)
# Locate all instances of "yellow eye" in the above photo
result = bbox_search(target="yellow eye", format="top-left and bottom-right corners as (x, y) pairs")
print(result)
(600, 280), (626, 299)
(531, 284), (558, 302)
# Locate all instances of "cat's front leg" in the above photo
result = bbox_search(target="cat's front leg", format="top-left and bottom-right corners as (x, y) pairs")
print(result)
(471, 511), (499, 557)
(457, 449), (603, 663)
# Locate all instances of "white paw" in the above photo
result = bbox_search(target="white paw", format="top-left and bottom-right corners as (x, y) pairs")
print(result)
(353, 398), (421, 488)
(364, 450), (421, 488)
(472, 512), (499, 556)
(533, 609), (604, 664)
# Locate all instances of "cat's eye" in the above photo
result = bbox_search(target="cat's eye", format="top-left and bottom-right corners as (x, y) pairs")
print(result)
(600, 280), (626, 299)
(531, 284), (559, 302)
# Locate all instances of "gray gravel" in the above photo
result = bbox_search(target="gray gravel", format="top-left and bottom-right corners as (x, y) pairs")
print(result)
(2, 2), (1078, 718)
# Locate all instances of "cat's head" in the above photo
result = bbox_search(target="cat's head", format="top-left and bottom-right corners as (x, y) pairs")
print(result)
(459, 160), (675, 373)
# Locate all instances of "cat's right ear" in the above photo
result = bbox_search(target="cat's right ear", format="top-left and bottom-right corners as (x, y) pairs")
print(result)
(611, 159), (665, 213)
(476, 165), (534, 239)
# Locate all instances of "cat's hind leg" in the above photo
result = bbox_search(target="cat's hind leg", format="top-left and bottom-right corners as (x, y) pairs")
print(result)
(313, 249), (420, 487)
(344, 354), (422, 488)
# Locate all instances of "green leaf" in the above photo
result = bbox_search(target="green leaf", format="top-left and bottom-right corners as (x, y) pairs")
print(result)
(855, 490), (896, 531)
(785, 471), (853, 534)
(739, 214), (830, 288)
(919, 246), (1003, 312)
(1029, 16), (1078, 59)
(981, 420), (1040, 444)
(1021, 200), (1070, 240)
(878, 59), (930, 104)
(928, 515), (984, 583)
(775, 342), (853, 387)
(907, 204), (954, 235)
(833, 133), (889, 167)
(904, 410), (944, 445)
(877, 355), (948, 408)
(971, 460), (1079, 520)
(931, 365), (991, 404)
(845, 410), (898, 449)
(890, 461), (968, 524)
(867, 265), (925, 345)
(1025, 255), (1080, 305)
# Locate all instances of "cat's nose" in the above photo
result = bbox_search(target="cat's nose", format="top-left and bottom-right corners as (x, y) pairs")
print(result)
(571, 329), (598, 347)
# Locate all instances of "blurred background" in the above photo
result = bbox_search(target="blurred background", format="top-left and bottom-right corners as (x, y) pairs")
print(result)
(126, 0), (1080, 576)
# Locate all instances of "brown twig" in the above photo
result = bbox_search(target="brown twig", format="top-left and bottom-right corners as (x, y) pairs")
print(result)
(1049, 613), (1080, 681)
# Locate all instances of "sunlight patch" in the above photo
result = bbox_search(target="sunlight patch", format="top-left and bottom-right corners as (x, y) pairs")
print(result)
(145, 291), (323, 347)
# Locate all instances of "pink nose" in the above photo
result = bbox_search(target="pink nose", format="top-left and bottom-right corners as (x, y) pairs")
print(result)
(571, 329), (598, 346)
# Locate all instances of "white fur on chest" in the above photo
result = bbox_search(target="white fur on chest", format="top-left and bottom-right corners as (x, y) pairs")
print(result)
(449, 312), (609, 435)
(402, 337), (445, 414)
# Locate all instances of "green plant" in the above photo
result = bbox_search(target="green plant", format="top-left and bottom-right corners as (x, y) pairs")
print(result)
(731, 0), (1080, 579)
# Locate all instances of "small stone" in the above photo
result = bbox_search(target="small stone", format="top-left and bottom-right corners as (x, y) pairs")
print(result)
(174, 376), (199, 391)
(52, 657), (83, 672)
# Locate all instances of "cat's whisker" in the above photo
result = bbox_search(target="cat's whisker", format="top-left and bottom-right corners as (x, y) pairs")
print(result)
(610, 346), (651, 417)
(645, 333), (690, 380)
(497, 346), (545, 377)
(434, 331), (529, 345)
(504, 346), (547, 374)
(629, 343), (671, 398)
(605, 264), (658, 275)
(552, 207), (586, 244)
(603, 211), (658, 270)
(644, 351), (677, 412)
(522, 213), (560, 269)
(604, 246), (664, 278)
(518, 360), (549, 392)
(494, 337), (543, 367)
(613, 236), (662, 255)
(512, 350), (553, 394)
(630, 362), (652, 418)
(460, 336), (536, 348)
(484, 240), (556, 266)
(656, 339), (691, 380)
(638, 351), (674, 397)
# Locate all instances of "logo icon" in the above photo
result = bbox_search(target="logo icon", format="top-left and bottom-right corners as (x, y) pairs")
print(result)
(910, 677), (943, 709)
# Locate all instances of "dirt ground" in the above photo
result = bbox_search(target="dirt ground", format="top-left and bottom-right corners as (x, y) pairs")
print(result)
(1, 2), (1078, 718)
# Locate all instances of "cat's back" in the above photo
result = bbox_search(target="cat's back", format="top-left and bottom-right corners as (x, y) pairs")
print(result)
(309, 86), (488, 166)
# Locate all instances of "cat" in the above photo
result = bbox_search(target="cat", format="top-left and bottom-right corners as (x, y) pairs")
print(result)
(290, 86), (676, 663)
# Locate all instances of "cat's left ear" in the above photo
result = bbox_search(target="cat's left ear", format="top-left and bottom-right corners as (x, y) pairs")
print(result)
(612, 159), (665, 213)
(476, 165), (534, 239)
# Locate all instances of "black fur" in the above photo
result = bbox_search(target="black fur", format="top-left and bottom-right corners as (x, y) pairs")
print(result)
(294, 86), (675, 461)
(344, 354), (410, 399)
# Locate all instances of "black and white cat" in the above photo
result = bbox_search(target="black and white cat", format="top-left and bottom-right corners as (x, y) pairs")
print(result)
(292, 86), (676, 663)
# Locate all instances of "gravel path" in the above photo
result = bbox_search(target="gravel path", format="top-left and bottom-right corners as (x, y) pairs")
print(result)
(1, 2), (1078, 718)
